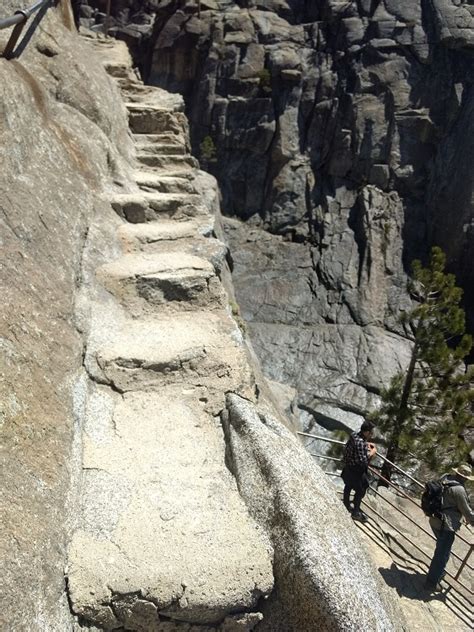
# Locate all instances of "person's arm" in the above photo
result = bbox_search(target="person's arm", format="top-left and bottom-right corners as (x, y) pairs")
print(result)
(454, 487), (474, 525)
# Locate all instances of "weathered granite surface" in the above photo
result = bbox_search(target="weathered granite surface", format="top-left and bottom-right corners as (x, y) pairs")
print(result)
(0, 2), (133, 629)
(0, 4), (468, 631)
(142, 0), (474, 429)
(67, 37), (404, 632)
(223, 393), (406, 632)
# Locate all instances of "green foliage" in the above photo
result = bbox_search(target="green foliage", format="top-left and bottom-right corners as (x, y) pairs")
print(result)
(257, 68), (272, 92)
(376, 247), (473, 473)
(199, 135), (217, 162)
(327, 429), (349, 461)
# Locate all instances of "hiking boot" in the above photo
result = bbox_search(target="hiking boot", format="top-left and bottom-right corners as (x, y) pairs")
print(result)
(352, 511), (368, 523)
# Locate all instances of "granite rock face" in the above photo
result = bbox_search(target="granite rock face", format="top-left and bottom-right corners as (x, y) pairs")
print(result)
(144, 0), (474, 428)
(73, 0), (160, 70)
(0, 2), (133, 630)
(223, 393), (406, 632)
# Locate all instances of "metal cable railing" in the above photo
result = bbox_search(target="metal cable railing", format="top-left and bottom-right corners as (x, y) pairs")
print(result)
(0, 0), (51, 59)
(298, 431), (473, 599)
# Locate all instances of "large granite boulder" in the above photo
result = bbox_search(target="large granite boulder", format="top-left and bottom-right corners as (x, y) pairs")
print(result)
(223, 393), (406, 631)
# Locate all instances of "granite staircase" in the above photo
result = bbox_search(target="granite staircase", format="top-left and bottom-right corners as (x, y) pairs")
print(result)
(67, 37), (273, 632)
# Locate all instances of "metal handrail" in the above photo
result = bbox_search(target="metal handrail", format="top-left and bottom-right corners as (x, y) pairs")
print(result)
(300, 431), (471, 547)
(0, 0), (51, 59)
(300, 432), (473, 597)
(298, 431), (424, 488)
(358, 496), (473, 595)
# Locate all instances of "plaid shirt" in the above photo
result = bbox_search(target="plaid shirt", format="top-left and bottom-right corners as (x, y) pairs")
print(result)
(343, 432), (369, 467)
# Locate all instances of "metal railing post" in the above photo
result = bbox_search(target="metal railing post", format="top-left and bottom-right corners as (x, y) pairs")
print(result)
(3, 10), (28, 58)
(455, 544), (473, 581)
(1, 1), (51, 59)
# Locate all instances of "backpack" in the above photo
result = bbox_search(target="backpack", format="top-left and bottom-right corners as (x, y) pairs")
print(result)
(421, 479), (444, 518)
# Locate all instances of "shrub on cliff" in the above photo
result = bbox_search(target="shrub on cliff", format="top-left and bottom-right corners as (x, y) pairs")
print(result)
(199, 135), (217, 164)
(375, 247), (473, 478)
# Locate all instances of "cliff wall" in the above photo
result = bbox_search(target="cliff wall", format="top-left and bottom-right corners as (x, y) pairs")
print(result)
(0, 2), (133, 628)
(0, 3), (406, 630)
(143, 0), (474, 429)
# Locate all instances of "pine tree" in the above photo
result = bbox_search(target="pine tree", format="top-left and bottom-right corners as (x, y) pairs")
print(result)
(376, 247), (473, 480)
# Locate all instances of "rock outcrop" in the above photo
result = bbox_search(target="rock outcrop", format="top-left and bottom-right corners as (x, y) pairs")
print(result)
(1, 4), (407, 629)
(141, 0), (474, 430)
(67, 41), (274, 626)
(223, 394), (403, 632)
(66, 35), (404, 631)
(0, 2), (133, 629)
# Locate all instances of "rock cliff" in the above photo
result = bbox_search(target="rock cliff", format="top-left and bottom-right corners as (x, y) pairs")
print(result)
(1, 1), (133, 629)
(1, 3), (407, 631)
(140, 0), (474, 430)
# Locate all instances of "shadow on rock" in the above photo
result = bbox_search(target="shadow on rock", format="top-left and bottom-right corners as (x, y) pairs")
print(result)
(378, 564), (446, 603)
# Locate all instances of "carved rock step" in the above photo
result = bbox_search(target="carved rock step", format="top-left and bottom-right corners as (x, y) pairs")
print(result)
(134, 170), (198, 194)
(120, 82), (184, 112)
(135, 164), (200, 178)
(110, 192), (207, 223)
(82, 35), (135, 80)
(118, 220), (228, 273)
(96, 252), (227, 314)
(85, 311), (254, 401)
(136, 153), (199, 170)
(132, 132), (188, 146)
(135, 141), (188, 156)
(126, 104), (189, 136)
(118, 217), (215, 247)
(67, 387), (273, 629)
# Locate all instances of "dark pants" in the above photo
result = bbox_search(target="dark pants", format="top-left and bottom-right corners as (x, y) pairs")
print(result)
(342, 465), (369, 514)
(427, 527), (455, 586)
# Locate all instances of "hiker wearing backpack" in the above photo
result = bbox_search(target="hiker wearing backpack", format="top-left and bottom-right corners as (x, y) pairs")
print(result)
(424, 464), (474, 592)
(341, 420), (377, 523)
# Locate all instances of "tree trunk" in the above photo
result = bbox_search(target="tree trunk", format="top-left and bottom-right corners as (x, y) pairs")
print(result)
(379, 340), (419, 485)
(379, 441), (399, 486)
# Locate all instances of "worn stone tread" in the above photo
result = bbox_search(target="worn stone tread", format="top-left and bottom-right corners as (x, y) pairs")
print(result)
(110, 191), (207, 222)
(85, 310), (254, 400)
(135, 142), (187, 156)
(118, 217), (216, 246)
(136, 153), (199, 170)
(67, 388), (273, 628)
(132, 132), (187, 145)
(97, 251), (226, 313)
(134, 170), (198, 194)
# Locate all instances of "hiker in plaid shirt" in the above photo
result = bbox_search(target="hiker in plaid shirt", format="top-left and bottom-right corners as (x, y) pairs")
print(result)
(341, 421), (377, 522)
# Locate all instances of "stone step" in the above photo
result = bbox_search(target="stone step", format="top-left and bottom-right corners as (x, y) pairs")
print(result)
(120, 82), (184, 112)
(134, 170), (198, 194)
(135, 165), (200, 178)
(118, 217), (216, 248)
(135, 142), (188, 157)
(67, 387), (273, 629)
(126, 104), (189, 136)
(132, 132), (187, 146)
(85, 311), (254, 399)
(96, 252), (227, 314)
(82, 36), (135, 79)
(136, 153), (199, 170)
(117, 220), (227, 273)
(109, 192), (207, 223)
